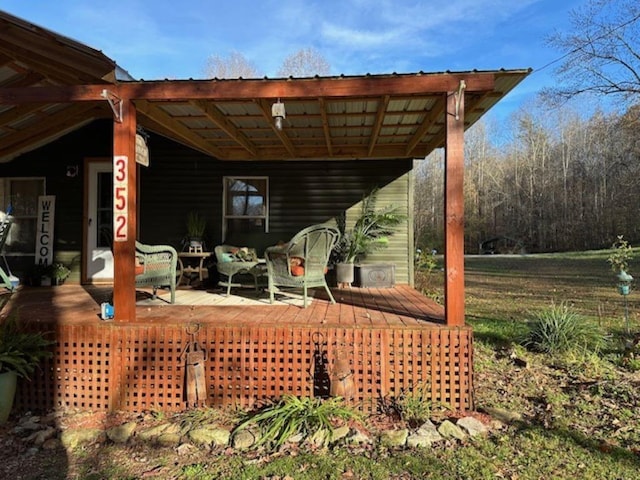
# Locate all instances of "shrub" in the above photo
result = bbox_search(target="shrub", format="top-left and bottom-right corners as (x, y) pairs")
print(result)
(607, 235), (633, 273)
(522, 303), (604, 355)
(232, 395), (359, 450)
(393, 382), (446, 427)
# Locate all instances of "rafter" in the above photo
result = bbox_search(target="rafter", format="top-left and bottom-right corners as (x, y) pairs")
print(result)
(368, 95), (390, 156)
(0, 103), (106, 159)
(191, 100), (257, 156)
(405, 95), (446, 156)
(318, 97), (333, 156)
(135, 99), (225, 159)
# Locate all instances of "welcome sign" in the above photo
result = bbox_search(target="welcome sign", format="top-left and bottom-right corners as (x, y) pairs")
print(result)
(35, 195), (55, 266)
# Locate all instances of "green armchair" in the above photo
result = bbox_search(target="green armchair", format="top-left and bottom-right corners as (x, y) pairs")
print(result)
(264, 224), (340, 308)
(214, 244), (262, 296)
(135, 241), (178, 304)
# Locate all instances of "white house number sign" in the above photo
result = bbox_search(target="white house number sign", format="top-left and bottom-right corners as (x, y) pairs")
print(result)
(113, 155), (128, 242)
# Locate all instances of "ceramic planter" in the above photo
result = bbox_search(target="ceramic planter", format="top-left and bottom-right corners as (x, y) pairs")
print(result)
(0, 370), (17, 424)
(335, 263), (355, 285)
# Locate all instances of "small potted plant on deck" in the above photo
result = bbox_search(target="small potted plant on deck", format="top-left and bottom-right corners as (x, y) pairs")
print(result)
(185, 211), (207, 251)
(48, 262), (71, 286)
(0, 314), (53, 423)
(331, 188), (404, 286)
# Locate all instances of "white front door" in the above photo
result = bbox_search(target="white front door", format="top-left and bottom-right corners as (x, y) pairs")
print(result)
(85, 161), (113, 282)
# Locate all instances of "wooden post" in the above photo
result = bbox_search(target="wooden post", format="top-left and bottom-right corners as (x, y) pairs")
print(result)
(112, 99), (137, 322)
(444, 89), (465, 327)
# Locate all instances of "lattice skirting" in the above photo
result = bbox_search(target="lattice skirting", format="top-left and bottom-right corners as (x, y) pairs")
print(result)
(15, 323), (473, 413)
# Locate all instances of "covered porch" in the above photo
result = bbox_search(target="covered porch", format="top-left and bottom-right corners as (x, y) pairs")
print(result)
(7, 284), (472, 413)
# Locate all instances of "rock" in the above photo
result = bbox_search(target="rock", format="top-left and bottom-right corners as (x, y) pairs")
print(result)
(176, 443), (197, 455)
(417, 419), (438, 434)
(25, 426), (57, 445)
(59, 428), (105, 450)
(481, 406), (523, 424)
(330, 425), (350, 444)
(348, 429), (374, 445)
(380, 429), (409, 447)
(437, 420), (467, 441)
(137, 422), (181, 442)
(308, 428), (330, 447)
(188, 426), (230, 447)
(13, 417), (42, 434)
(232, 429), (258, 449)
(407, 421), (443, 447)
(156, 433), (182, 447)
(457, 417), (489, 437)
(107, 421), (137, 444)
(287, 433), (304, 444)
(42, 438), (61, 450)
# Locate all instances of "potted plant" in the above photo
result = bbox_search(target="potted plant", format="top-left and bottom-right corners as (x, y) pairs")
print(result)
(608, 235), (634, 295)
(331, 188), (404, 285)
(48, 262), (71, 286)
(185, 211), (207, 250)
(0, 314), (53, 423)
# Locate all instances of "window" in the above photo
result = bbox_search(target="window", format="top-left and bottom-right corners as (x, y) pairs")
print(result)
(0, 177), (46, 255)
(223, 177), (268, 238)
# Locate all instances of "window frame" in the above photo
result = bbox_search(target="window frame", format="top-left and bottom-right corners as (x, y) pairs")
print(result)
(222, 176), (269, 239)
(0, 176), (46, 256)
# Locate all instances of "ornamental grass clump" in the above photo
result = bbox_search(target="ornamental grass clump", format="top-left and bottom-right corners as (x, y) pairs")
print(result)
(394, 382), (443, 427)
(232, 395), (359, 450)
(523, 303), (604, 355)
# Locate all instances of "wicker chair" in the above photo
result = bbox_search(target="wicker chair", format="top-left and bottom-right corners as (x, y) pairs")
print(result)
(264, 224), (340, 308)
(214, 245), (262, 296)
(135, 241), (178, 304)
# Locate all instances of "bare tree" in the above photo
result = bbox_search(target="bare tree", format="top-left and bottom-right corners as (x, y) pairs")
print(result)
(544, 0), (640, 104)
(277, 48), (330, 77)
(204, 51), (261, 78)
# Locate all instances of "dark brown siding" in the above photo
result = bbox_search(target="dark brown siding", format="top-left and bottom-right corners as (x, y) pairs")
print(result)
(0, 120), (111, 278)
(139, 134), (413, 282)
(1, 122), (414, 283)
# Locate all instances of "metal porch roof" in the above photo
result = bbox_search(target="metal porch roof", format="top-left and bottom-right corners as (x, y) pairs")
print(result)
(0, 9), (531, 163)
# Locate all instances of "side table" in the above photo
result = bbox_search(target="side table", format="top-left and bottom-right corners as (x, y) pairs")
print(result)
(178, 251), (212, 286)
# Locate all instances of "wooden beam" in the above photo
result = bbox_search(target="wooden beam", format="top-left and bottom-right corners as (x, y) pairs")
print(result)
(318, 97), (333, 156)
(135, 99), (226, 158)
(112, 100), (137, 322)
(191, 100), (257, 156)
(0, 72), (501, 104)
(444, 88), (465, 327)
(115, 73), (496, 100)
(368, 95), (390, 156)
(406, 95), (446, 156)
(0, 104), (106, 159)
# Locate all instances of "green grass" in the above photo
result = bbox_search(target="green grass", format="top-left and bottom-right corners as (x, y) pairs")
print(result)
(47, 250), (640, 479)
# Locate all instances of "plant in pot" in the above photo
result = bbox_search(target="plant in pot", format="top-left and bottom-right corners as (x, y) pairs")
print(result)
(331, 188), (404, 286)
(47, 262), (71, 286)
(185, 211), (207, 251)
(0, 314), (53, 423)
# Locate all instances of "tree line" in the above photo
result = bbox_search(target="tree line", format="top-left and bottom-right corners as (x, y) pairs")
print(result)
(414, 102), (640, 253)
(415, 0), (640, 254)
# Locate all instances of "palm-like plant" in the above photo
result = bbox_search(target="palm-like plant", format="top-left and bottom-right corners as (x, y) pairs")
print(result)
(332, 189), (404, 264)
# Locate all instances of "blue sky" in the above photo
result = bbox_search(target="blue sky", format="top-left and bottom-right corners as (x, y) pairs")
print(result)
(2, 0), (586, 121)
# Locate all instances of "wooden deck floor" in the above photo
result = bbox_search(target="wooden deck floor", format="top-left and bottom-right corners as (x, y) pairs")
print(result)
(3, 283), (445, 328)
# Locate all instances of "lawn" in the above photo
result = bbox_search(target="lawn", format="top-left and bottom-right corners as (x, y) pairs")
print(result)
(2, 250), (639, 479)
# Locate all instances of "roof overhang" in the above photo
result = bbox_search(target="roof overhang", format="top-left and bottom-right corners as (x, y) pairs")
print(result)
(0, 10), (531, 162)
